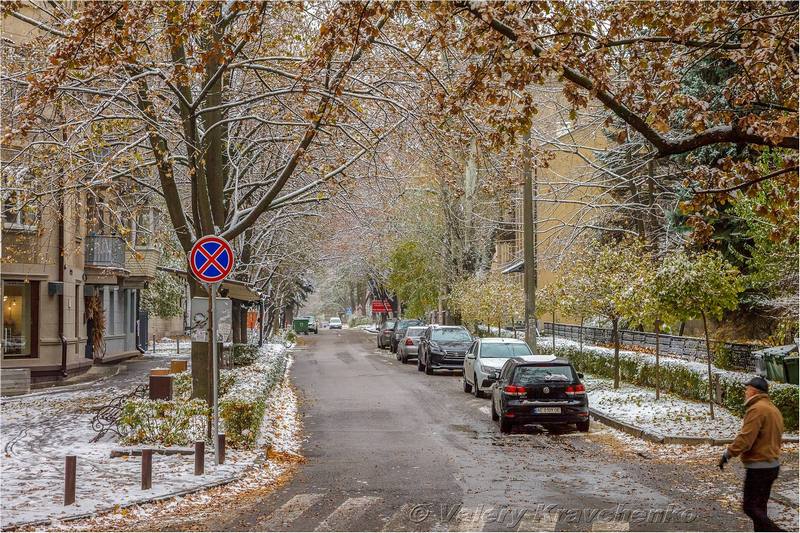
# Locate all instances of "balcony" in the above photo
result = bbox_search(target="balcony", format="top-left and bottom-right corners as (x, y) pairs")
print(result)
(85, 234), (126, 270)
(126, 247), (158, 279)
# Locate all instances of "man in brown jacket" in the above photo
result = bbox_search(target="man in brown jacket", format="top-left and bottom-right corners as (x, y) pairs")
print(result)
(719, 376), (785, 532)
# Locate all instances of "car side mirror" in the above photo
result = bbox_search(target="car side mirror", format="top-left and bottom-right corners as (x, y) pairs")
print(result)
(466, 354), (475, 359)
(578, 373), (584, 379)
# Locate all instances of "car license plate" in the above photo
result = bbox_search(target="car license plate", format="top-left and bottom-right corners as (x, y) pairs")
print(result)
(535, 407), (561, 414)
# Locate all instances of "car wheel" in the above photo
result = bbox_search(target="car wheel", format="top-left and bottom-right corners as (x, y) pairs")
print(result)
(472, 374), (483, 398)
(395, 349), (401, 361)
(462, 376), (473, 393)
(491, 400), (499, 421)
(499, 417), (513, 434)
(417, 358), (424, 372)
(400, 352), (408, 364)
(577, 420), (590, 432)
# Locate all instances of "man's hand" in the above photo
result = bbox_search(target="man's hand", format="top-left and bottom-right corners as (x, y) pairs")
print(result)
(718, 451), (729, 470)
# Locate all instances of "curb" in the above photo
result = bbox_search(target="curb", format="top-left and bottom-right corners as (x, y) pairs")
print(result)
(589, 408), (799, 446)
(3, 473), (245, 531)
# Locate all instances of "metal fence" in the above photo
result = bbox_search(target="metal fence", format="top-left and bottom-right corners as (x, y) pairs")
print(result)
(542, 322), (763, 371)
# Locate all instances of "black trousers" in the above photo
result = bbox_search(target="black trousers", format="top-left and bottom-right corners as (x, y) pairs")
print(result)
(742, 466), (784, 532)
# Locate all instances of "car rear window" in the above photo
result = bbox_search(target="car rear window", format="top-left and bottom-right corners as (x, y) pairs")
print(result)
(480, 343), (532, 358)
(512, 365), (574, 384)
(431, 328), (472, 341)
(384, 320), (396, 329)
(405, 327), (425, 336)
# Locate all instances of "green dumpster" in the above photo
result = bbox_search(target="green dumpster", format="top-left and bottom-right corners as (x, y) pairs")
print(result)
(783, 356), (799, 385)
(764, 353), (786, 382)
(293, 318), (310, 335)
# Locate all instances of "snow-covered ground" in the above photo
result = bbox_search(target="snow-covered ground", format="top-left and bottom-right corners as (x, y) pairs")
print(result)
(0, 342), (293, 529)
(58, 362), (302, 531)
(149, 338), (192, 357)
(586, 376), (751, 439)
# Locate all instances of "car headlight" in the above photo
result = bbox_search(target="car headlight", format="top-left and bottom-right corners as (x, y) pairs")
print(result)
(480, 364), (495, 374)
(429, 344), (443, 354)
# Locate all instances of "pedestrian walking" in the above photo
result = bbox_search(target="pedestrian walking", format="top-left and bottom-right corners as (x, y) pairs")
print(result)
(718, 376), (785, 532)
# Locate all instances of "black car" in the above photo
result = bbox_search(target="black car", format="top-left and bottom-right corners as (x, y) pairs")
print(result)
(417, 325), (473, 375)
(390, 318), (425, 353)
(377, 319), (396, 349)
(490, 356), (590, 433)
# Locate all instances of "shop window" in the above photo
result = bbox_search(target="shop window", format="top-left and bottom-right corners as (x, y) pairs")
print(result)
(2, 281), (38, 357)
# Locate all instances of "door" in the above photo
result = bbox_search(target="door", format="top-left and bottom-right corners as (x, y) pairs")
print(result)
(464, 341), (477, 384)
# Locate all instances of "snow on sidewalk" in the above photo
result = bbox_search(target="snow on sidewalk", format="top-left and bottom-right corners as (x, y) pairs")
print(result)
(586, 376), (745, 440)
(586, 376), (798, 440)
(0, 343), (292, 529)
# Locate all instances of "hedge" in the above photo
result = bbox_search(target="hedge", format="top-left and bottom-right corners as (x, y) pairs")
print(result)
(232, 344), (260, 366)
(220, 348), (288, 448)
(118, 398), (209, 446)
(544, 343), (799, 432)
(121, 344), (290, 448)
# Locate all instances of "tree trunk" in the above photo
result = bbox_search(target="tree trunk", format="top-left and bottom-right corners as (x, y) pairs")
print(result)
(552, 310), (556, 354)
(612, 317), (620, 389)
(579, 316), (584, 355)
(654, 319), (661, 400)
(701, 311), (715, 419)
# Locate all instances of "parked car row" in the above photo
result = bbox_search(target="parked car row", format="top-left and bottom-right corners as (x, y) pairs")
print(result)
(377, 318), (590, 434)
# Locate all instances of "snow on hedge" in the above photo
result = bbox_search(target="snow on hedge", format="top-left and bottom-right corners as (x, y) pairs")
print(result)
(0, 342), (295, 529)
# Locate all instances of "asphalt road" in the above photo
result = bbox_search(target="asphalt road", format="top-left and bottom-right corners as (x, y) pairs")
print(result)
(207, 328), (759, 532)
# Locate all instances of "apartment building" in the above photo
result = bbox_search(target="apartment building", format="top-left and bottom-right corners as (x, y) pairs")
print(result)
(1, 9), (160, 381)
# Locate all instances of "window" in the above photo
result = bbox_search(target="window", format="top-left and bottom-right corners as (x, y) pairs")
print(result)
(480, 342), (533, 358)
(74, 285), (81, 353)
(2, 281), (36, 357)
(134, 208), (156, 247)
(431, 328), (472, 342)
(2, 166), (37, 231)
(108, 288), (115, 335)
(512, 365), (575, 385)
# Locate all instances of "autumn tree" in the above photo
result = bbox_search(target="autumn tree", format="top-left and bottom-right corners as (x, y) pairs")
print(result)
(577, 239), (651, 388)
(386, 240), (442, 318)
(658, 250), (743, 417)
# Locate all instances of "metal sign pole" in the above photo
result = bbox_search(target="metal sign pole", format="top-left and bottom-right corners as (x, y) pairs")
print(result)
(211, 282), (220, 466)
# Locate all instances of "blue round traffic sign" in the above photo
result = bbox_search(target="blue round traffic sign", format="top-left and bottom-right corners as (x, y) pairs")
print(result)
(189, 235), (234, 283)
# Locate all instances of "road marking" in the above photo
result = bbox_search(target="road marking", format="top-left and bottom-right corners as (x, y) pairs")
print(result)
(315, 496), (382, 531)
(382, 503), (416, 531)
(260, 493), (325, 529)
(515, 511), (558, 531)
(591, 520), (630, 531)
(448, 507), (487, 531)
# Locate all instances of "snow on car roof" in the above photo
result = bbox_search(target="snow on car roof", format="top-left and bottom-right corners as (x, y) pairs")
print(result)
(515, 354), (558, 363)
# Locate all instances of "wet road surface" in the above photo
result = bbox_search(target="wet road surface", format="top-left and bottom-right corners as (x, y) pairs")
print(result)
(203, 328), (761, 531)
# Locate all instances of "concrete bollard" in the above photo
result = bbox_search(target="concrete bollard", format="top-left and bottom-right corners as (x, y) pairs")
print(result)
(152, 335), (156, 353)
(141, 449), (153, 490)
(176, 336), (180, 354)
(218, 433), (226, 465)
(64, 455), (76, 505)
(194, 441), (205, 476)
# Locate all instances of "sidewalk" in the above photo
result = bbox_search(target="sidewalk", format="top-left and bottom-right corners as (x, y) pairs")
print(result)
(0, 342), (289, 529)
(585, 376), (799, 443)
